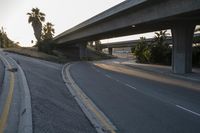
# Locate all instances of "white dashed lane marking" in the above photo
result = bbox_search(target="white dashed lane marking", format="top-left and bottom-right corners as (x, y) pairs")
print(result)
(125, 84), (137, 90)
(105, 74), (112, 79)
(176, 105), (200, 117)
(96, 65), (200, 120)
(104, 73), (137, 90)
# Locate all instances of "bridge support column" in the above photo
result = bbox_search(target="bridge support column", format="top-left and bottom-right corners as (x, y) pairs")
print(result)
(171, 23), (195, 74)
(79, 43), (87, 59)
(108, 48), (113, 55)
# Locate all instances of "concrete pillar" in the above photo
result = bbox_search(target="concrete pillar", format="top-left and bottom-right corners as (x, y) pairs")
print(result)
(108, 48), (113, 55)
(79, 43), (87, 59)
(171, 22), (195, 74)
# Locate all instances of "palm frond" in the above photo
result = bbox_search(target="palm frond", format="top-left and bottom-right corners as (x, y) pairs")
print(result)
(27, 13), (32, 15)
(39, 12), (46, 16)
(40, 17), (45, 22)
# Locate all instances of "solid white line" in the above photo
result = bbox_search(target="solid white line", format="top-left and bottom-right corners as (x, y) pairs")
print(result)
(105, 74), (112, 79)
(125, 84), (137, 90)
(176, 105), (200, 117)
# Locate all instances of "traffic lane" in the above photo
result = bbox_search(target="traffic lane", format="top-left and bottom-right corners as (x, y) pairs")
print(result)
(93, 63), (200, 113)
(70, 62), (200, 133)
(7, 53), (96, 133)
(0, 58), (4, 94)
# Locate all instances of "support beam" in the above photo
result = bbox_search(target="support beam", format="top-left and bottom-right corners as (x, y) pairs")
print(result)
(171, 22), (195, 74)
(108, 48), (113, 55)
(78, 43), (87, 59)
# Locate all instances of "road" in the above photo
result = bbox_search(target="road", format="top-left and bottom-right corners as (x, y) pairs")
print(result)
(6, 53), (96, 133)
(69, 61), (200, 133)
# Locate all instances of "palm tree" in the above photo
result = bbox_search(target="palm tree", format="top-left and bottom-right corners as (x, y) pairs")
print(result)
(27, 8), (45, 42)
(154, 30), (169, 46)
(42, 22), (55, 40)
(94, 40), (102, 52)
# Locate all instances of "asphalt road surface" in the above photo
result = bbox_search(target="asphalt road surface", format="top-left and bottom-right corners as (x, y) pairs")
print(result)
(70, 61), (200, 133)
(7, 53), (96, 133)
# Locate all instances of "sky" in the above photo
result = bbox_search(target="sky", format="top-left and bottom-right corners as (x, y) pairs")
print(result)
(0, 0), (157, 47)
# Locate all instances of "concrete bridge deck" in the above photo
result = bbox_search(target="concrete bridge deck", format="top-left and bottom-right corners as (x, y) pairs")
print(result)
(54, 0), (200, 74)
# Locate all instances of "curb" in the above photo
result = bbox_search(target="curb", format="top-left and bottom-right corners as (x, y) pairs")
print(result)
(7, 56), (33, 133)
(62, 63), (117, 133)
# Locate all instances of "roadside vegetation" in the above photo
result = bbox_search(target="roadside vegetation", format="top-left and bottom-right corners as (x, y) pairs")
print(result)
(87, 40), (115, 60)
(132, 30), (171, 65)
(3, 47), (68, 63)
(0, 27), (20, 48)
(27, 8), (55, 54)
(132, 29), (200, 67)
(1, 7), (115, 62)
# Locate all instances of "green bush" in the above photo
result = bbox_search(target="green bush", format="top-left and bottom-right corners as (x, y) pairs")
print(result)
(132, 31), (172, 65)
(150, 43), (171, 65)
(131, 37), (151, 63)
(38, 40), (55, 55)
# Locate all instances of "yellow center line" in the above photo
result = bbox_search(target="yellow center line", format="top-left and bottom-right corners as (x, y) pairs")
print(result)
(68, 64), (116, 133)
(0, 59), (15, 133)
(79, 91), (116, 133)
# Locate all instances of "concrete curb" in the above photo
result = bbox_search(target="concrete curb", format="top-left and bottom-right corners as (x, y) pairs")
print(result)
(7, 56), (33, 133)
(62, 63), (117, 133)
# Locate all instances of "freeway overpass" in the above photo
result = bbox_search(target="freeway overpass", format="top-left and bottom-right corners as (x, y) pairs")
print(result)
(54, 0), (200, 74)
(100, 33), (200, 55)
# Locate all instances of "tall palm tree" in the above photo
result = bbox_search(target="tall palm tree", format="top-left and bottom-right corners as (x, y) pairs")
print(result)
(27, 8), (45, 42)
(154, 30), (169, 46)
(42, 22), (55, 40)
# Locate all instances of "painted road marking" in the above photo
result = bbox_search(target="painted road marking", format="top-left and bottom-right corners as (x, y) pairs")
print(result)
(0, 57), (15, 133)
(91, 66), (101, 73)
(105, 73), (137, 90)
(176, 105), (200, 117)
(125, 84), (137, 90)
(105, 74), (112, 79)
(64, 64), (117, 133)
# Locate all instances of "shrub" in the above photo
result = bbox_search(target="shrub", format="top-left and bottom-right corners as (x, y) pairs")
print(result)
(150, 43), (171, 65)
(38, 40), (55, 55)
(131, 37), (151, 63)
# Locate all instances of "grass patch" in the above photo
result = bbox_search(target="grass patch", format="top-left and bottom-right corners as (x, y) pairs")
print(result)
(3, 47), (69, 63)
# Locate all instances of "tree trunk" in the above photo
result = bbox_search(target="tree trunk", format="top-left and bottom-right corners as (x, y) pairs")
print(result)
(32, 21), (42, 42)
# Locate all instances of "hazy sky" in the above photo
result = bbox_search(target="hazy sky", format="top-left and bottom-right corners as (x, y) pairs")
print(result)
(0, 0), (155, 47)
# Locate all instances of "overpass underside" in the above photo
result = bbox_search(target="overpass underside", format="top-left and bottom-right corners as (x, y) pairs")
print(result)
(54, 0), (200, 74)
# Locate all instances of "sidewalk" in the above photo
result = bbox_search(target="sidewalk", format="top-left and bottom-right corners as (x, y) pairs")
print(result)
(121, 59), (200, 82)
(100, 58), (200, 82)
